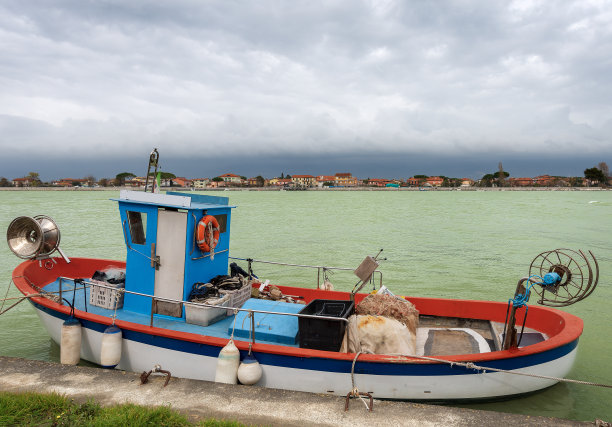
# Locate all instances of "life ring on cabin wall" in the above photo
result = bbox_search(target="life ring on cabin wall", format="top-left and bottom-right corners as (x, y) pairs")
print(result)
(196, 215), (220, 252)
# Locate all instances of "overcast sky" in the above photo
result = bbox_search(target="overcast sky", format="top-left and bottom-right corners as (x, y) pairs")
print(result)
(1, 0), (611, 180)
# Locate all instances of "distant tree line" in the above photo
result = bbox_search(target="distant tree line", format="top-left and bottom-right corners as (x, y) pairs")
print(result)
(1, 162), (610, 188)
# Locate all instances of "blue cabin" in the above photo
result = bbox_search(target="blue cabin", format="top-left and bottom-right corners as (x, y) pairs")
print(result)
(114, 190), (235, 319)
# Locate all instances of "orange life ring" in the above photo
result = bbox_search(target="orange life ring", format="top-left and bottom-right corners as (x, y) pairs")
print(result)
(196, 215), (220, 252)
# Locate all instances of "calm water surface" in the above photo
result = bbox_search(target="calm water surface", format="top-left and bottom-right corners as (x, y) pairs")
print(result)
(1, 190), (610, 421)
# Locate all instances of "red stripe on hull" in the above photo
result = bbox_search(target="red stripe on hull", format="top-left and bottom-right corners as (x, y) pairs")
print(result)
(12, 257), (583, 364)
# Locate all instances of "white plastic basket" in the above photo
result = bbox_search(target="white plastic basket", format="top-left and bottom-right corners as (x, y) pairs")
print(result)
(185, 294), (230, 326)
(89, 280), (124, 310)
(222, 282), (252, 315)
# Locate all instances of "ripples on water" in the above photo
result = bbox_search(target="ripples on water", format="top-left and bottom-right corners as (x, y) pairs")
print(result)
(1, 189), (610, 421)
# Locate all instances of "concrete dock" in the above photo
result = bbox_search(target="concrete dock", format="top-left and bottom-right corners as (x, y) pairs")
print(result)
(0, 356), (591, 426)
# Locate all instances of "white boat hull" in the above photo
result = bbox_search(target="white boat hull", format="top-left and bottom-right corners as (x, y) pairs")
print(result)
(35, 305), (577, 400)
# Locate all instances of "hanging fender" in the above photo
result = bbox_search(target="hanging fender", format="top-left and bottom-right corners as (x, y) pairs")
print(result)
(196, 215), (220, 252)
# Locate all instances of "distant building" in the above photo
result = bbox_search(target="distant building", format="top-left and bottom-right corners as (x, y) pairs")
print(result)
(533, 175), (554, 186)
(218, 173), (242, 185)
(52, 178), (89, 187)
(407, 177), (425, 187)
(508, 177), (534, 187)
(274, 178), (292, 187)
(129, 177), (146, 188)
(315, 175), (336, 187)
(460, 178), (474, 187)
(172, 177), (192, 188)
(192, 178), (210, 189)
(208, 180), (226, 188)
(291, 174), (315, 187)
(426, 176), (444, 187)
(367, 178), (391, 187)
(334, 173), (359, 187)
(11, 177), (33, 187)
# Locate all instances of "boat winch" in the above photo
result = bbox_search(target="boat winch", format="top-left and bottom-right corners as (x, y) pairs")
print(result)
(503, 248), (600, 350)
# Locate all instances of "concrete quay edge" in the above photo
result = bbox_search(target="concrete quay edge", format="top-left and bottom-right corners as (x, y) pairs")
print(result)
(0, 356), (591, 427)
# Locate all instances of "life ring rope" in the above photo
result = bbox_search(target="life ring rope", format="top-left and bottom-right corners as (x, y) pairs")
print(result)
(196, 215), (220, 253)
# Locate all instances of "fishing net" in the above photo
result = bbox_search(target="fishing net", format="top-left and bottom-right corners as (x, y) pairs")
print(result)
(356, 293), (419, 334)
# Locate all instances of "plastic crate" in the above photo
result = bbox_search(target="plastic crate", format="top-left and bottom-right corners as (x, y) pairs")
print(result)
(298, 299), (354, 351)
(221, 282), (252, 315)
(185, 295), (230, 326)
(89, 280), (124, 310)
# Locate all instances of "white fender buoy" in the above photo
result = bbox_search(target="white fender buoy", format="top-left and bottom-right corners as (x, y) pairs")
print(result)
(60, 318), (82, 365)
(100, 325), (122, 368)
(237, 353), (263, 385)
(321, 279), (334, 291)
(215, 339), (240, 384)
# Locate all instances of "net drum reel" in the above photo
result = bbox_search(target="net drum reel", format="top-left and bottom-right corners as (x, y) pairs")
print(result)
(6, 215), (71, 266)
(528, 249), (599, 307)
(502, 249), (600, 350)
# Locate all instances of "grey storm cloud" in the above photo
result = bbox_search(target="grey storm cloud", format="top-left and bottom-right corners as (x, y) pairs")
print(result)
(0, 0), (611, 177)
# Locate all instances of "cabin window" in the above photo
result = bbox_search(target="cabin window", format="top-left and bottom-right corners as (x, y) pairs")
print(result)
(127, 211), (147, 244)
(213, 214), (227, 233)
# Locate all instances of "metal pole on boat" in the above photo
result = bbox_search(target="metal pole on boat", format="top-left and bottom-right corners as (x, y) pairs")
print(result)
(502, 277), (529, 350)
(350, 249), (385, 304)
(250, 312), (256, 347)
(144, 148), (159, 193)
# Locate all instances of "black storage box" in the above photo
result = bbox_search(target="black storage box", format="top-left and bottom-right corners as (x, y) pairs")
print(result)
(298, 299), (354, 351)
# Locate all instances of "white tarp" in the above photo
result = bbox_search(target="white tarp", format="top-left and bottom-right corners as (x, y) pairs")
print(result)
(341, 314), (416, 355)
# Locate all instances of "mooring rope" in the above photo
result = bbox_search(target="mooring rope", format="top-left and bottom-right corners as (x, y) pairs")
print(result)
(350, 351), (373, 411)
(384, 353), (612, 389)
(0, 279), (13, 313)
(0, 293), (43, 315)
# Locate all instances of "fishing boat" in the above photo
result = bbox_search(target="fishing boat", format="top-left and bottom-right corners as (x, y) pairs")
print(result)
(5, 154), (601, 403)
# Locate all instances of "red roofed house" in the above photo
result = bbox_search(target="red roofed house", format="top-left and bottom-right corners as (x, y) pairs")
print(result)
(216, 173), (243, 186)
(315, 175), (336, 187)
(426, 176), (444, 187)
(508, 177), (534, 187)
(12, 177), (33, 187)
(334, 173), (359, 187)
(172, 177), (192, 188)
(52, 178), (89, 187)
(276, 178), (292, 187)
(406, 177), (425, 187)
(367, 178), (391, 187)
(533, 175), (555, 186)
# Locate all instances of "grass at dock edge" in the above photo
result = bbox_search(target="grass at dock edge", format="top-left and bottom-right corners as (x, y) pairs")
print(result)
(0, 391), (250, 426)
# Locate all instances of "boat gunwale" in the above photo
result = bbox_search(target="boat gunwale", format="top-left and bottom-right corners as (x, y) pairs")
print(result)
(12, 257), (584, 365)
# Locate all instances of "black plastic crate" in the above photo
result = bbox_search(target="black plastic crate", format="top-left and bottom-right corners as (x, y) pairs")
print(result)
(298, 299), (354, 351)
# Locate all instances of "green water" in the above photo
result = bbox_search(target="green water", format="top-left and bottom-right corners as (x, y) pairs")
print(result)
(1, 190), (610, 421)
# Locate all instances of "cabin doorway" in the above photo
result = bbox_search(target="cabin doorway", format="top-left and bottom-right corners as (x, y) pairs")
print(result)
(153, 209), (187, 317)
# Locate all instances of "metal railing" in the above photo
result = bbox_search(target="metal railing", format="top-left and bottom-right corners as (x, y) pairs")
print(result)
(56, 276), (350, 348)
(228, 256), (383, 290)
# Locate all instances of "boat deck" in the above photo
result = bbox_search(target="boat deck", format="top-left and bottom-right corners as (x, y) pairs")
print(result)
(42, 278), (547, 355)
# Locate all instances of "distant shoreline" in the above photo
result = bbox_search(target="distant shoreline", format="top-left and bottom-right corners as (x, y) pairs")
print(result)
(0, 186), (608, 192)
